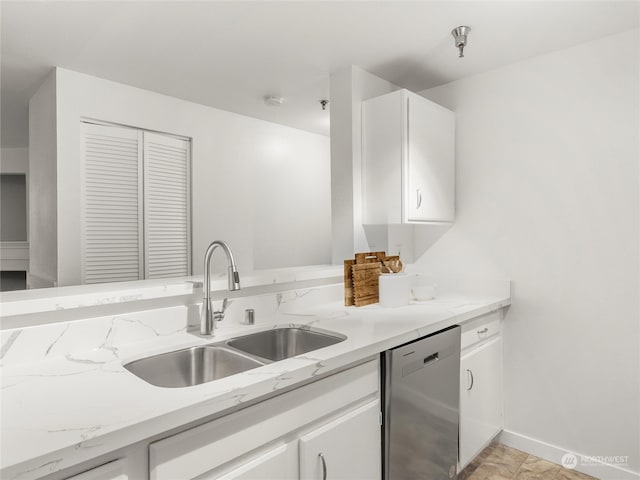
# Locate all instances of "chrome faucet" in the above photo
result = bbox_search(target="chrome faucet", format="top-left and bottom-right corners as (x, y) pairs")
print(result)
(201, 240), (241, 335)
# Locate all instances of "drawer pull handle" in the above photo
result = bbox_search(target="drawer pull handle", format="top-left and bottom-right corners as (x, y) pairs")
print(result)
(319, 452), (327, 480)
(416, 189), (423, 208)
(466, 369), (474, 390)
(477, 327), (489, 336)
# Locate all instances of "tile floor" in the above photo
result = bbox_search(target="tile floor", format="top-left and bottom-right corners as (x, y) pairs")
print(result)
(459, 443), (599, 480)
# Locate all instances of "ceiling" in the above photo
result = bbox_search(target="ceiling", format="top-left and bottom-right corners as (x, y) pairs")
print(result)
(2, 1), (638, 147)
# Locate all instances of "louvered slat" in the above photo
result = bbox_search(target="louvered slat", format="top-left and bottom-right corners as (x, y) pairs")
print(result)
(143, 131), (191, 279)
(81, 122), (143, 284)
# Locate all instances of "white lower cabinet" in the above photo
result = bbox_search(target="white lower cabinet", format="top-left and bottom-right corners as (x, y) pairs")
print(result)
(459, 311), (504, 469)
(299, 401), (381, 480)
(213, 443), (298, 480)
(64, 459), (128, 480)
(149, 360), (381, 480)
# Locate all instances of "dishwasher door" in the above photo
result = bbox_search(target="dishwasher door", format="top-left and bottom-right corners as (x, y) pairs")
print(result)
(383, 325), (461, 480)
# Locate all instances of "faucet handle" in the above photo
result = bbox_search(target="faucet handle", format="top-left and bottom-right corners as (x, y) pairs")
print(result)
(213, 298), (229, 323)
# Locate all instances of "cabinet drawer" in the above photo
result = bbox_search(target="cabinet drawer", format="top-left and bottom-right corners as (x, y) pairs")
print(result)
(461, 311), (501, 350)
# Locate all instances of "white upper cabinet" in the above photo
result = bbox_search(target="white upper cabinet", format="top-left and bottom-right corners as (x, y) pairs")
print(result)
(362, 89), (455, 224)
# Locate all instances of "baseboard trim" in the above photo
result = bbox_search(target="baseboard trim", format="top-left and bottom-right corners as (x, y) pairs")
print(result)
(498, 430), (639, 480)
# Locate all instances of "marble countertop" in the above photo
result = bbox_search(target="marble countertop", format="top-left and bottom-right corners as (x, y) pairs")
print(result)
(1, 289), (510, 480)
(0, 265), (342, 319)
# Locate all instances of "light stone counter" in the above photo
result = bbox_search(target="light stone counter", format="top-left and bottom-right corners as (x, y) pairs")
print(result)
(0, 278), (510, 480)
(0, 265), (342, 321)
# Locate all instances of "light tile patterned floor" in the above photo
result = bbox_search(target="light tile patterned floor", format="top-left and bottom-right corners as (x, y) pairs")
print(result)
(459, 443), (599, 480)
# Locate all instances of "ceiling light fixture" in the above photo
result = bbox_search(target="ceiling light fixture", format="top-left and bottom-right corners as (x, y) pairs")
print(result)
(451, 26), (471, 58)
(264, 95), (284, 106)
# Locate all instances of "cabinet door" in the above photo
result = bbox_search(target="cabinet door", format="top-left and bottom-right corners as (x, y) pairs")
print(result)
(204, 443), (297, 480)
(65, 459), (128, 480)
(81, 122), (144, 284)
(459, 337), (503, 468)
(142, 132), (191, 279)
(405, 93), (455, 223)
(299, 400), (381, 480)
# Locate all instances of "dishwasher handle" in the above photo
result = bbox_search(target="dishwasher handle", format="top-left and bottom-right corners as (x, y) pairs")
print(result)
(401, 350), (442, 377)
(423, 352), (439, 366)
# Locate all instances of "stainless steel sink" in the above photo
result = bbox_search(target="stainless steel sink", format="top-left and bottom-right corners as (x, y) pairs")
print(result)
(124, 326), (346, 388)
(124, 346), (264, 388)
(226, 326), (346, 362)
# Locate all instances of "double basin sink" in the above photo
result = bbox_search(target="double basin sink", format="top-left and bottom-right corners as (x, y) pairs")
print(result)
(124, 326), (346, 388)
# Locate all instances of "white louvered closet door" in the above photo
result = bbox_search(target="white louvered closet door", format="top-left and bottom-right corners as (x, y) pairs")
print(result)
(143, 132), (191, 279)
(81, 122), (144, 284)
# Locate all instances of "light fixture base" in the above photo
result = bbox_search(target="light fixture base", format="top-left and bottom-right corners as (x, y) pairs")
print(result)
(451, 26), (471, 58)
(264, 95), (284, 106)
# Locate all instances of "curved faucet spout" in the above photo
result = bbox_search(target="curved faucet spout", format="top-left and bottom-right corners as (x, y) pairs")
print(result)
(201, 240), (241, 336)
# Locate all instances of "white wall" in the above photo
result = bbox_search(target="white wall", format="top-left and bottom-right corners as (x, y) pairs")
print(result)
(28, 76), (58, 287)
(250, 124), (330, 269)
(46, 68), (330, 286)
(1, 147), (28, 174)
(329, 66), (399, 263)
(419, 29), (639, 476)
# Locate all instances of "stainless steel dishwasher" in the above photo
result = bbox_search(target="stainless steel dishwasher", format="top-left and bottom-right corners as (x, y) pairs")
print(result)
(382, 325), (461, 480)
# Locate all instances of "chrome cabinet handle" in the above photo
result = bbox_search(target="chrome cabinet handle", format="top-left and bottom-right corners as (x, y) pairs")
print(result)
(477, 327), (489, 336)
(318, 453), (327, 480)
(466, 369), (474, 390)
(416, 189), (422, 208)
